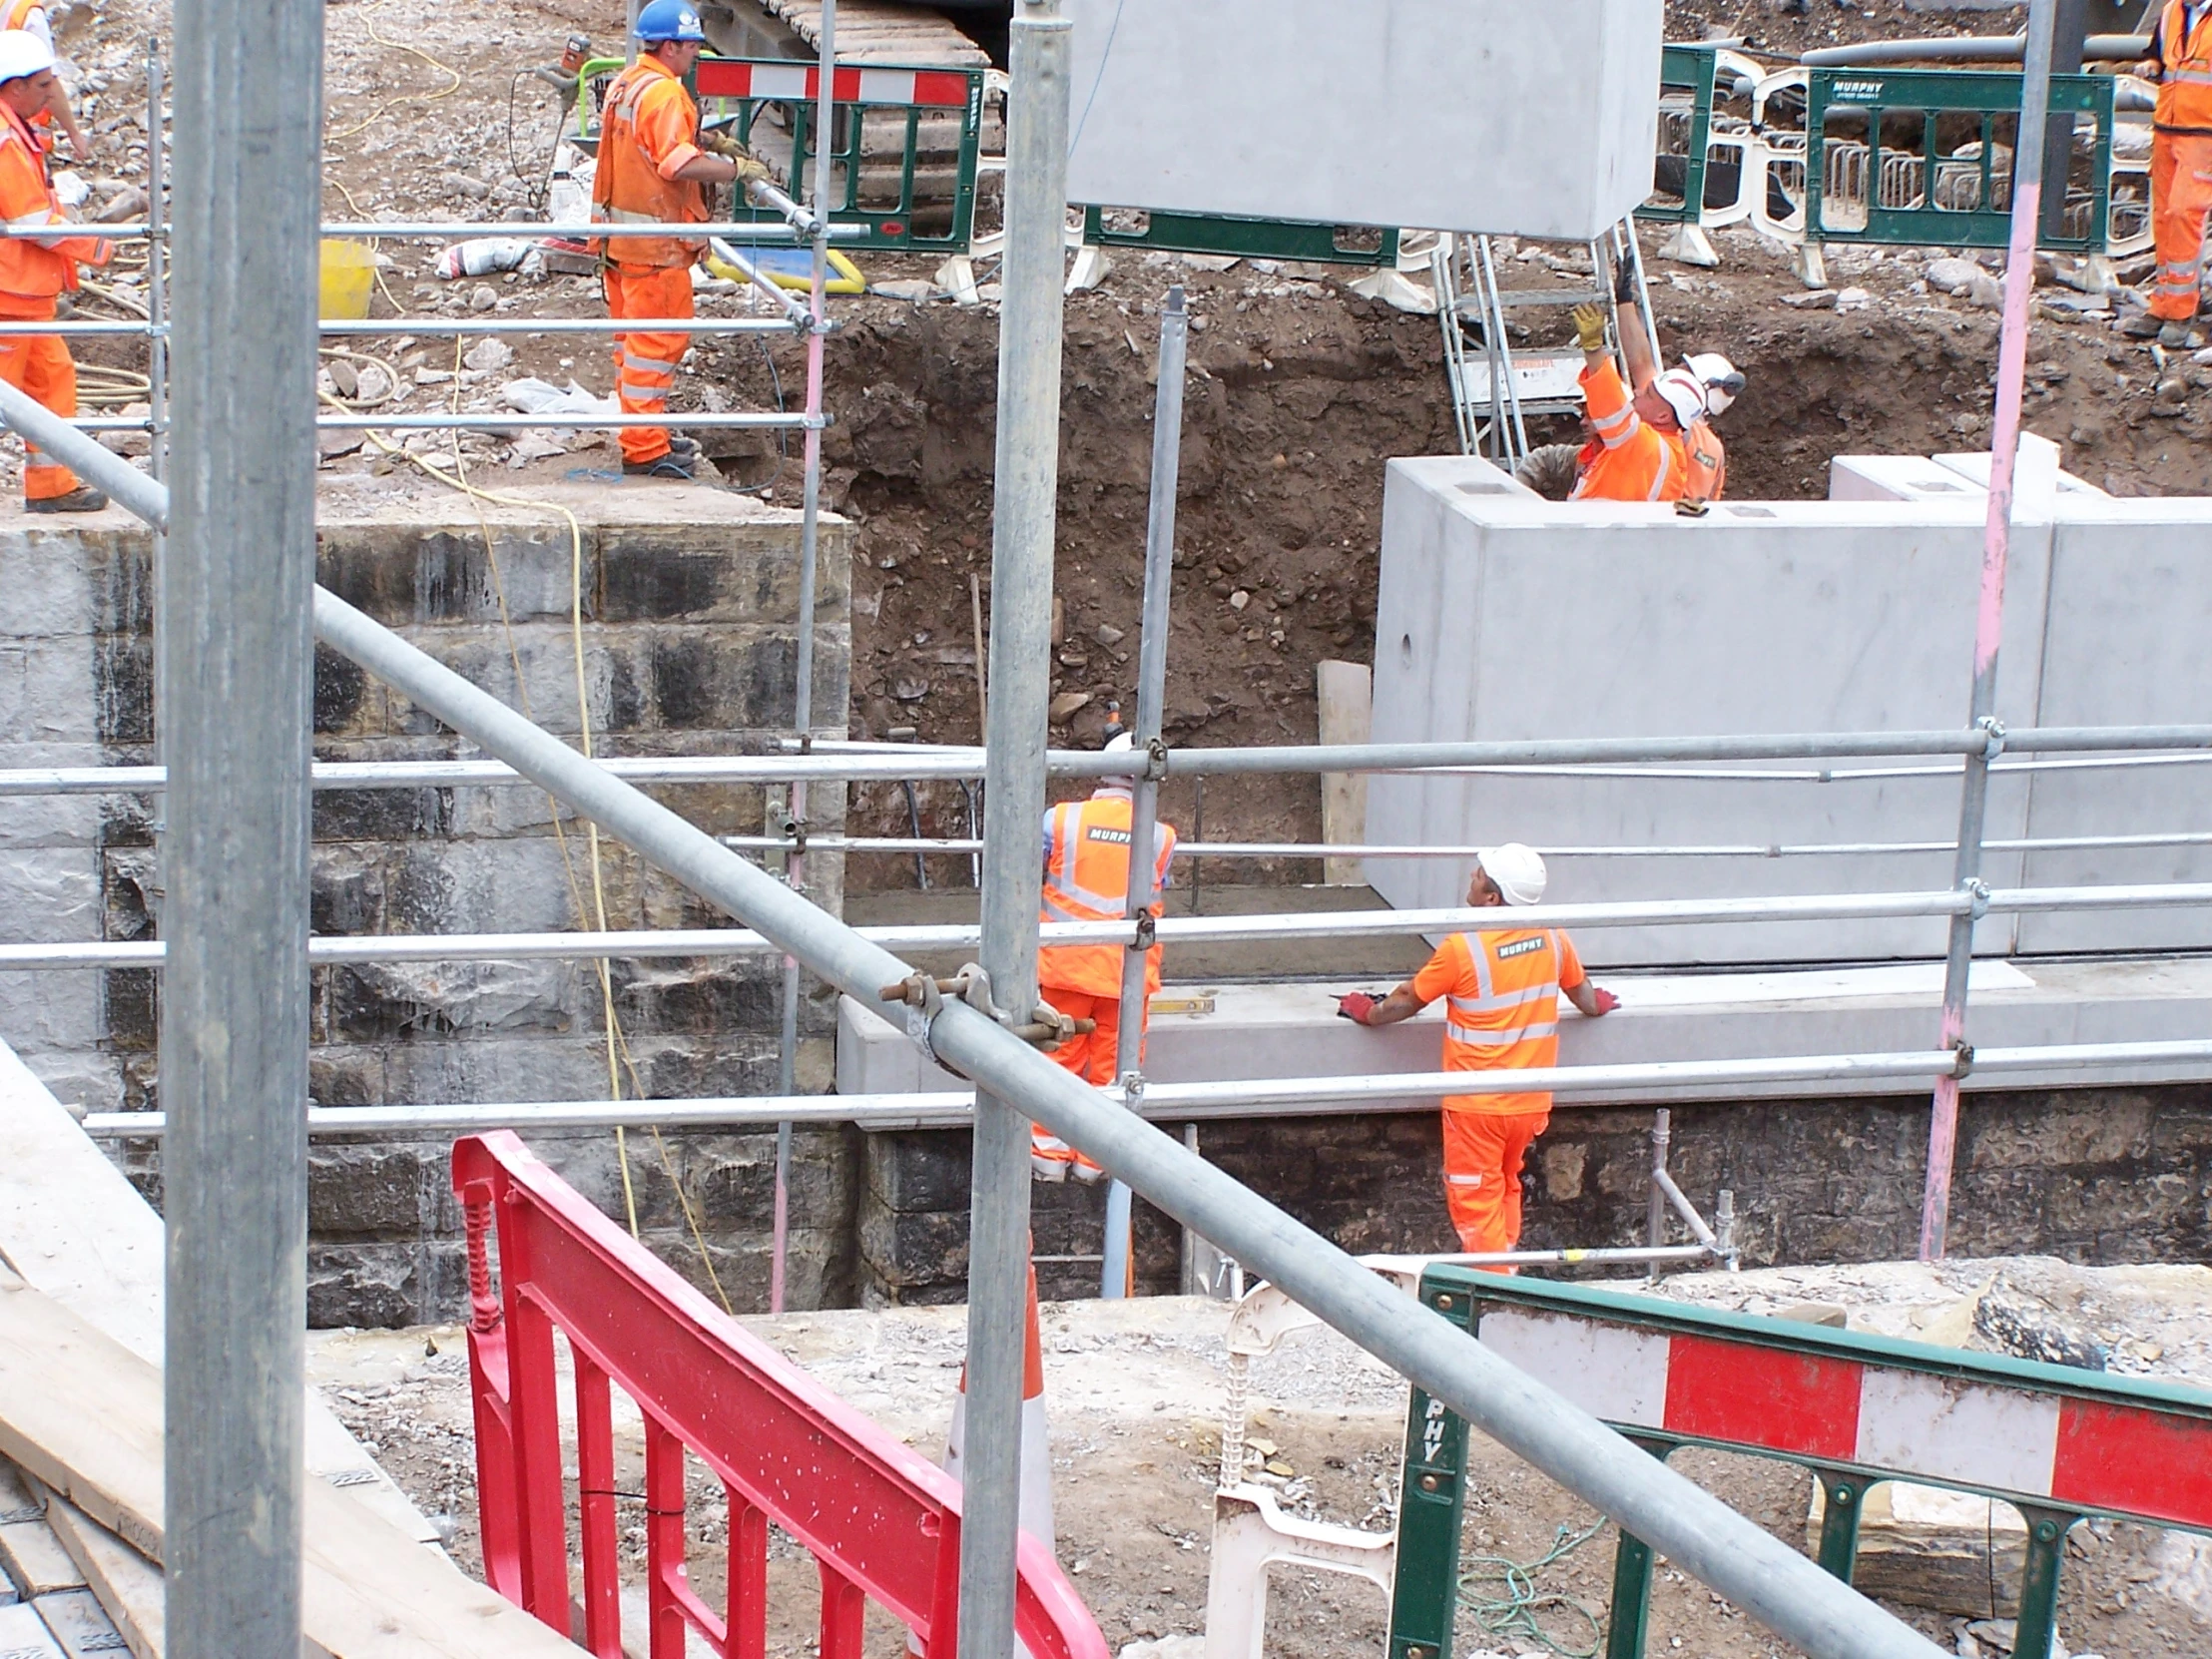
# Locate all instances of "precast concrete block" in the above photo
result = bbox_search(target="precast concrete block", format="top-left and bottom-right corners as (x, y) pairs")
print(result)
(597, 518), (852, 625)
(0, 852), (100, 942)
(316, 518), (591, 627)
(0, 792), (102, 853)
(1064, 0), (1664, 240)
(0, 525), (101, 637)
(5, 640), (98, 745)
(1827, 454), (1989, 503)
(1367, 459), (2057, 964)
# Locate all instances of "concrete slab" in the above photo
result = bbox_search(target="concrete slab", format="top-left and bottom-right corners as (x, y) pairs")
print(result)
(0, 1035), (438, 1545)
(837, 954), (2212, 1110)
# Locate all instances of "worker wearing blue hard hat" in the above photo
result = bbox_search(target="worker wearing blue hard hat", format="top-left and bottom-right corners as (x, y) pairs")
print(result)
(591, 0), (768, 478)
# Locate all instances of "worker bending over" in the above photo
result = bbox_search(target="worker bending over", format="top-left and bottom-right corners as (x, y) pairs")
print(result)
(1338, 844), (1615, 1256)
(1032, 732), (1178, 1181)
(0, 31), (106, 512)
(1566, 301), (1705, 504)
(593, 0), (768, 480)
(2130, 0), (2212, 345)
(1607, 258), (1743, 505)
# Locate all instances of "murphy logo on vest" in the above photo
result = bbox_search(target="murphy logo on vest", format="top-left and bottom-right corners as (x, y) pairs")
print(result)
(1086, 827), (1132, 843)
(1494, 935), (1547, 959)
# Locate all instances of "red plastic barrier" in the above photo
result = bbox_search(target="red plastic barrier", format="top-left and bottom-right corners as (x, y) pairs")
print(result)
(454, 1131), (1109, 1659)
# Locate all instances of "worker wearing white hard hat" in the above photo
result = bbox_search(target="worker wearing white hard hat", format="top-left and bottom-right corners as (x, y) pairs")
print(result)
(0, 26), (109, 511)
(0, 2), (85, 156)
(1032, 728), (1179, 1187)
(1602, 250), (1742, 506)
(1339, 843), (1617, 1255)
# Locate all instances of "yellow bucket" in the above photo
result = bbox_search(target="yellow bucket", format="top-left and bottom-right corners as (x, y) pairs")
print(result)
(318, 239), (376, 320)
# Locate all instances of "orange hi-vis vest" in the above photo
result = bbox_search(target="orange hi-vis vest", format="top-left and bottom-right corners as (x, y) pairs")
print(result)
(592, 57), (710, 271)
(1684, 415), (1726, 503)
(1570, 357), (1685, 503)
(2157, 0), (2212, 135)
(0, 102), (104, 314)
(1410, 925), (1587, 1115)
(1037, 792), (1177, 998)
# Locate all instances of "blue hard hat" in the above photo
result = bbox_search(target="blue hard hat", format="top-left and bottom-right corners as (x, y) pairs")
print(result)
(635, 0), (706, 43)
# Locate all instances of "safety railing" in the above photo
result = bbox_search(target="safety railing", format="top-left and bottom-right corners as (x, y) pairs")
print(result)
(454, 1128), (1108, 1659)
(1077, 206), (1400, 269)
(574, 55), (988, 255)
(1385, 1269), (2212, 1659)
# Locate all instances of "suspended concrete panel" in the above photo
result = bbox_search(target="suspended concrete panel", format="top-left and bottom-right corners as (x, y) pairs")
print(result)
(1063, 0), (1665, 241)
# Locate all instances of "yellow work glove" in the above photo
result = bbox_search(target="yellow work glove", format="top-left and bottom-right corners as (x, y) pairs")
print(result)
(700, 130), (771, 181)
(1571, 302), (1608, 354)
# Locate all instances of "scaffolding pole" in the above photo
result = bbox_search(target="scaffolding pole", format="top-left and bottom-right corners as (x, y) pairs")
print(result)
(963, 3), (1070, 1653)
(1102, 286), (1188, 1300)
(773, 0), (836, 1320)
(1922, 0), (2057, 1264)
(163, 0), (317, 1652)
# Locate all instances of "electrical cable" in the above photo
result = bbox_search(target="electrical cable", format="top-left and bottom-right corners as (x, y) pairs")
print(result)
(325, 11), (463, 143)
(1456, 1520), (1608, 1659)
(505, 68), (559, 219)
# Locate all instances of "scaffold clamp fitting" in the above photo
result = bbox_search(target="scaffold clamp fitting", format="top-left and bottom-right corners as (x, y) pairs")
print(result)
(1977, 715), (2007, 760)
(1964, 877), (1991, 919)
(1950, 1042), (1975, 1079)
(1143, 735), (1169, 782)
(1130, 910), (1156, 952)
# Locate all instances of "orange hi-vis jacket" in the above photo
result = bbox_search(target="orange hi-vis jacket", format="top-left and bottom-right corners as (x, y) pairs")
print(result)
(0, 101), (105, 315)
(1570, 357), (1685, 503)
(1683, 415), (1726, 503)
(2156, 0), (2212, 135)
(592, 56), (710, 272)
(2, 0), (57, 135)
(1037, 791), (1177, 998)
(1409, 925), (1587, 1116)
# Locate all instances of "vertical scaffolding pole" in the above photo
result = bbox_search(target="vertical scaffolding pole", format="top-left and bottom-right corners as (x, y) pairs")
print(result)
(1101, 286), (1188, 1300)
(1921, 0), (2056, 1262)
(772, 0), (835, 1318)
(959, 1), (1068, 1654)
(164, 0), (318, 1650)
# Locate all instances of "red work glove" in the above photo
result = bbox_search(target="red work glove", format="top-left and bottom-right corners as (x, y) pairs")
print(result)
(1591, 986), (1620, 1014)
(1337, 991), (1381, 1025)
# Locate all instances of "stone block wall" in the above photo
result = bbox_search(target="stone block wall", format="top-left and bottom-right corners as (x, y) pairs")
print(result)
(855, 1083), (2212, 1301)
(0, 492), (852, 1323)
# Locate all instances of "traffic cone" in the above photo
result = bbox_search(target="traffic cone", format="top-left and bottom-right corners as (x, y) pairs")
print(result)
(941, 1261), (1054, 1548)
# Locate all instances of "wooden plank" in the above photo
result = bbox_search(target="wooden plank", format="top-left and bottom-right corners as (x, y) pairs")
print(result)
(0, 1520), (85, 1599)
(0, 1272), (585, 1658)
(1315, 660), (1373, 886)
(0, 1600), (66, 1658)
(0, 1037), (436, 1546)
(30, 1588), (129, 1659)
(41, 1502), (160, 1659)
(751, 0), (988, 65)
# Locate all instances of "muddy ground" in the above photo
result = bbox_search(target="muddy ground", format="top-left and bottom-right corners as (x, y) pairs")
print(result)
(316, 1258), (2212, 1659)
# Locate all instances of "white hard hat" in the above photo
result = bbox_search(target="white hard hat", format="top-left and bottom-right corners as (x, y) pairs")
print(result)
(1683, 351), (1745, 416)
(0, 30), (55, 85)
(1476, 842), (1547, 907)
(1102, 731), (1134, 754)
(1652, 367), (1708, 431)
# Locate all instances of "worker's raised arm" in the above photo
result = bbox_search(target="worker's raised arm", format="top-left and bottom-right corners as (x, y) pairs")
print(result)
(1610, 255), (1657, 392)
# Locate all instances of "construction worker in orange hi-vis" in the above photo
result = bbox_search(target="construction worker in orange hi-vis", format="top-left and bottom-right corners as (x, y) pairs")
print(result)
(1566, 300), (1703, 505)
(1337, 844), (1617, 1257)
(0, 4), (84, 155)
(1031, 731), (1178, 1182)
(592, 0), (769, 479)
(0, 30), (107, 513)
(1606, 254), (1744, 507)
(2129, 0), (2212, 345)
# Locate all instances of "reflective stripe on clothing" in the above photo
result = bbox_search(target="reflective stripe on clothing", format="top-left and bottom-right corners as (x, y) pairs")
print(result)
(1036, 791), (1178, 998)
(0, 327), (78, 500)
(1410, 925), (1587, 1116)
(591, 58), (710, 271)
(1441, 1108), (1548, 1253)
(2158, 0), (2212, 133)
(0, 106), (104, 309)
(604, 262), (692, 465)
(2150, 131), (2212, 320)
(1570, 358), (1685, 503)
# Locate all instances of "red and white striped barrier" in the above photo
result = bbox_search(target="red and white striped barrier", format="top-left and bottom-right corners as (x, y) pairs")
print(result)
(1476, 1302), (2212, 1530)
(696, 60), (974, 109)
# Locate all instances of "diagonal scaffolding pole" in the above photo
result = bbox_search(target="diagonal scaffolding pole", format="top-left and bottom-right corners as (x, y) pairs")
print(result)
(1101, 286), (1188, 1299)
(962, 2), (1070, 1653)
(163, 0), (318, 1653)
(772, 0), (838, 1319)
(1920, 0), (2057, 1263)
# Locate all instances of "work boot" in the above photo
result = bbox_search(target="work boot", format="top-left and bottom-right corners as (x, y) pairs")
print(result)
(26, 486), (107, 514)
(2119, 311), (2164, 339)
(2160, 320), (2199, 349)
(622, 450), (699, 480)
(666, 433), (700, 458)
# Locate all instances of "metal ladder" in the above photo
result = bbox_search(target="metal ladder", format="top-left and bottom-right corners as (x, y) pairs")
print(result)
(1431, 220), (1662, 471)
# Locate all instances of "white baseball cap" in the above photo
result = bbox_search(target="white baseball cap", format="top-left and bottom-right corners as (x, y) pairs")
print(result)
(0, 30), (56, 85)
(1476, 842), (1547, 906)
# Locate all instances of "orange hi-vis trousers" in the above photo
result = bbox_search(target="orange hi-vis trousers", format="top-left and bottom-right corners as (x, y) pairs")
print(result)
(603, 263), (692, 466)
(2151, 132), (2212, 321)
(1441, 1107), (1549, 1255)
(1030, 986), (1148, 1174)
(0, 299), (78, 501)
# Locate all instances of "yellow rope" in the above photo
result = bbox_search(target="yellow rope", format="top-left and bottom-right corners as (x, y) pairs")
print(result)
(325, 16), (463, 143)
